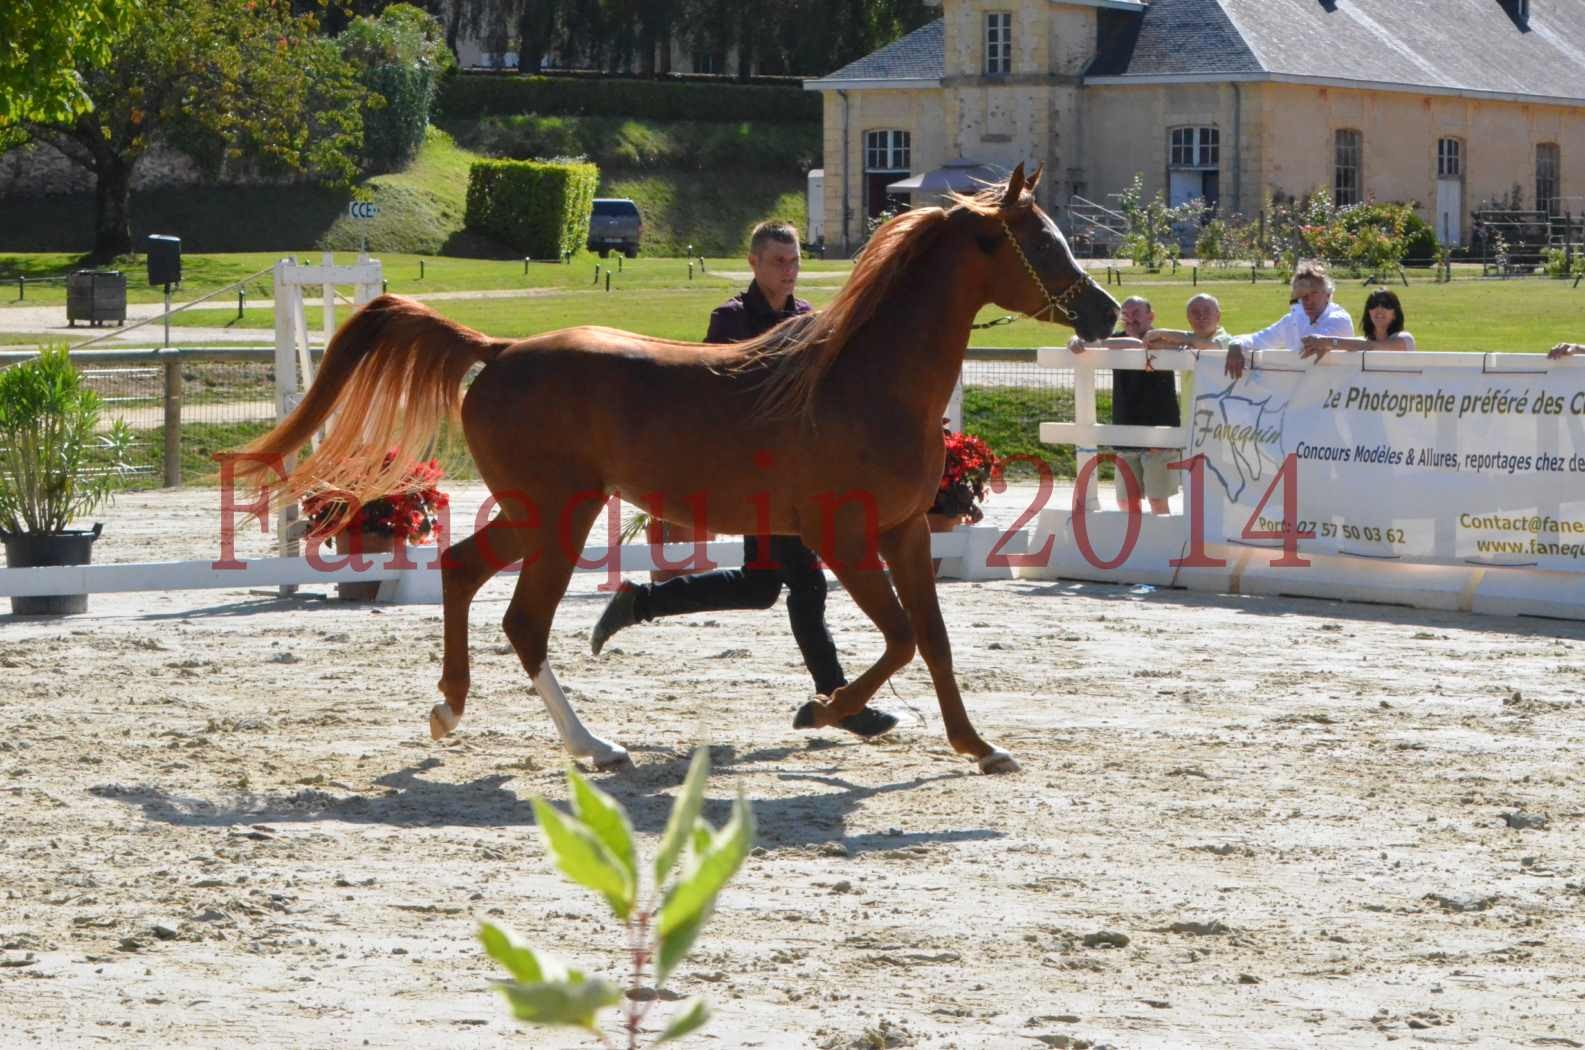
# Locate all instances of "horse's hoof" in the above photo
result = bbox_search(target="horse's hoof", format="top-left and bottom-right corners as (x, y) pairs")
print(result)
(576, 739), (630, 770)
(977, 748), (1019, 774)
(429, 703), (460, 741)
(592, 748), (631, 772)
(793, 700), (821, 730)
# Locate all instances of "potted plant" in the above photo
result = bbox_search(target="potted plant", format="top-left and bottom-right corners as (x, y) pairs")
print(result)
(0, 346), (136, 615)
(301, 452), (448, 601)
(928, 422), (998, 575)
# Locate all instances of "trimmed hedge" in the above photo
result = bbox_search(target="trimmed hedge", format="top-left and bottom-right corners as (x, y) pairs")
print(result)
(452, 115), (819, 173)
(464, 158), (599, 258)
(440, 74), (820, 123)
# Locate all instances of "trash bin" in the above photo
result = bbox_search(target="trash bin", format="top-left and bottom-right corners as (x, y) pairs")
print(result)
(65, 270), (127, 327)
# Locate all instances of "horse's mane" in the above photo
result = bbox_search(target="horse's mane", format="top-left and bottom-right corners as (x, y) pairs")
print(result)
(733, 186), (1015, 421)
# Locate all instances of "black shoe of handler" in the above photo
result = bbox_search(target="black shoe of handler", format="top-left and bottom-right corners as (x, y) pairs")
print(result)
(836, 706), (900, 739)
(591, 582), (639, 655)
(795, 701), (899, 739)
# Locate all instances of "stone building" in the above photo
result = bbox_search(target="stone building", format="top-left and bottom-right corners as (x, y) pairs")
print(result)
(805, 0), (1585, 254)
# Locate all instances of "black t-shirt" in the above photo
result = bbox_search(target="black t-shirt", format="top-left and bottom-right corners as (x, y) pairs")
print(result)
(1109, 330), (1180, 430)
(704, 282), (811, 343)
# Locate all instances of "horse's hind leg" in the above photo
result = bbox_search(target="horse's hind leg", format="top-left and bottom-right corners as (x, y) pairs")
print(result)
(879, 517), (1015, 774)
(501, 497), (629, 768)
(432, 517), (528, 740)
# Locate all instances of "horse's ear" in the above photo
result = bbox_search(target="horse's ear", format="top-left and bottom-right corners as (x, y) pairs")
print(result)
(1000, 163), (1027, 209)
(1027, 162), (1044, 195)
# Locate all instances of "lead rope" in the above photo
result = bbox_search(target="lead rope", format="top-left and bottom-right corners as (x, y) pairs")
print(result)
(969, 315), (1016, 330)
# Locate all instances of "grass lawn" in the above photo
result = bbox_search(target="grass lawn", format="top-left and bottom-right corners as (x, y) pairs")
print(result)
(0, 250), (854, 311)
(129, 267), (1585, 353)
(1074, 275), (1584, 353)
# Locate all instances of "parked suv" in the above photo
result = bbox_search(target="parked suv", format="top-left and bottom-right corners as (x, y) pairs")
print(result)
(587, 198), (642, 258)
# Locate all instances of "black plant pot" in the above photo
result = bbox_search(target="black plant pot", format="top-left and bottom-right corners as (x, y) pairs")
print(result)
(1, 523), (103, 615)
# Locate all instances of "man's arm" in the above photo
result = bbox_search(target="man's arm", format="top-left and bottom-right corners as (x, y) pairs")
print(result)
(1145, 328), (1222, 349)
(1242, 311), (1297, 351)
(1067, 335), (1144, 353)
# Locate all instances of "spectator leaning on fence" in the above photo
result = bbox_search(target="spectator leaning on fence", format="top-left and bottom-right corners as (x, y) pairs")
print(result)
(1144, 293), (1234, 352)
(1225, 260), (1354, 379)
(1301, 288), (1415, 362)
(1067, 296), (1181, 516)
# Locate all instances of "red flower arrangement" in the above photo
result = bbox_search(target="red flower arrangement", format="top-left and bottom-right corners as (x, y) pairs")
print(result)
(301, 452), (449, 544)
(931, 422), (998, 524)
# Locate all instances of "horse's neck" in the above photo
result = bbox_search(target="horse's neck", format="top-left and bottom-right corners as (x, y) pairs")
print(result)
(846, 240), (983, 419)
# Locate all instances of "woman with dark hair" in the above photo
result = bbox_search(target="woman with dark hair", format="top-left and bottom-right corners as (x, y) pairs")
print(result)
(1301, 288), (1415, 361)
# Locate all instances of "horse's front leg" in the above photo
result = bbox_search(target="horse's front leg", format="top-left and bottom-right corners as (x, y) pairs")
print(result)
(528, 661), (628, 768)
(878, 516), (1017, 774)
(791, 520), (916, 732)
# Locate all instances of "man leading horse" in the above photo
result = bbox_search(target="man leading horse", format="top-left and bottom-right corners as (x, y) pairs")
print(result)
(231, 164), (1118, 774)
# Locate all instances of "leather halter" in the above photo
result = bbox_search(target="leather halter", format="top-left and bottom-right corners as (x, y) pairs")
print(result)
(999, 216), (1096, 323)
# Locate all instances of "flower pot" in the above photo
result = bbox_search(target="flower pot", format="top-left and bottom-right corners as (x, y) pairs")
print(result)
(2, 523), (103, 615)
(925, 512), (961, 578)
(332, 530), (397, 602)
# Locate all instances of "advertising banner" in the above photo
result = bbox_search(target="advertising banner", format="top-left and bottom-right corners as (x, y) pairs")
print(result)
(1187, 354), (1585, 573)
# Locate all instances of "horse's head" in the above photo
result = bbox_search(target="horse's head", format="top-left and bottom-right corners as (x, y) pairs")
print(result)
(954, 163), (1118, 341)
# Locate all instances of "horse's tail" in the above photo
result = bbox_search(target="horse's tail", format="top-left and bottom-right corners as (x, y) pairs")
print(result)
(233, 294), (512, 513)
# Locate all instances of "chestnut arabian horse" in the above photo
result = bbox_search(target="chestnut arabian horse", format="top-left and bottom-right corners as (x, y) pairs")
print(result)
(235, 164), (1118, 774)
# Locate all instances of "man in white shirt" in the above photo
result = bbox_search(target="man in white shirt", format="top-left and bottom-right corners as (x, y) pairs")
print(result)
(1226, 260), (1354, 378)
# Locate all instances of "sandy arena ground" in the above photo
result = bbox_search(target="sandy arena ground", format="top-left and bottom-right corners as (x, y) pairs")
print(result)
(2, 485), (1583, 1049)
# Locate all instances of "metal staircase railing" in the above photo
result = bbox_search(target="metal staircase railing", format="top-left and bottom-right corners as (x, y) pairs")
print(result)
(1065, 194), (1128, 257)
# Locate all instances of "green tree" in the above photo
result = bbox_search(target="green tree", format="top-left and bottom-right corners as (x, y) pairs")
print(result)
(1118, 173), (1206, 272)
(341, 3), (454, 172)
(0, 0), (140, 128)
(20, 0), (370, 262)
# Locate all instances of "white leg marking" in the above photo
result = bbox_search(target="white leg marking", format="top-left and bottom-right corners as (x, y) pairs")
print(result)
(429, 702), (460, 740)
(533, 663), (629, 768)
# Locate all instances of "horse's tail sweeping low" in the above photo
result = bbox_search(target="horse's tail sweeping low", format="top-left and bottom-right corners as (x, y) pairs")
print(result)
(231, 294), (512, 515)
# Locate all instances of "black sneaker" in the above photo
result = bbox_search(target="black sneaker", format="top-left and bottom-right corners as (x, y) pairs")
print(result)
(591, 582), (640, 655)
(837, 706), (899, 739)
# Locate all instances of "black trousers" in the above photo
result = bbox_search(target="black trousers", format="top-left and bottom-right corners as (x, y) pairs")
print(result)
(633, 535), (846, 696)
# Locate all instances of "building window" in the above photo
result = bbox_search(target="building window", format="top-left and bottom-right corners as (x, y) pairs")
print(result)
(1334, 129), (1362, 206)
(1537, 142), (1560, 216)
(865, 129), (910, 172)
(1170, 126), (1219, 169)
(863, 129), (912, 218)
(1168, 126), (1220, 209)
(985, 12), (1012, 75)
(1437, 138), (1461, 178)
